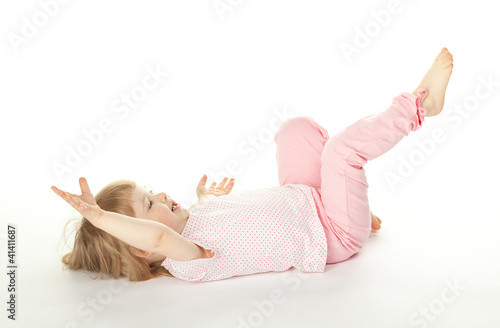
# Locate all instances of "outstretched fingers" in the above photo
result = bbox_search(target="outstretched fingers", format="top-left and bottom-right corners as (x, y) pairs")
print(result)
(51, 186), (85, 211)
(51, 184), (104, 222)
(216, 177), (228, 188)
(213, 177), (234, 193)
(199, 174), (235, 195)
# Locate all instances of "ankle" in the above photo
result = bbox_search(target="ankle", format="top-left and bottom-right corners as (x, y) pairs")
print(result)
(412, 88), (435, 117)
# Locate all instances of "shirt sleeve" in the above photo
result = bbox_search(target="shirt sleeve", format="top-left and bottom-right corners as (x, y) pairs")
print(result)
(161, 241), (221, 282)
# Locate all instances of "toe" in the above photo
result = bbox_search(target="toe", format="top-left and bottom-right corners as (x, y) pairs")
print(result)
(371, 217), (382, 230)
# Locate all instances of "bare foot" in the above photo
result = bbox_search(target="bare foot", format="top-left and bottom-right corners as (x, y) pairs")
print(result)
(413, 47), (454, 117)
(371, 211), (382, 231)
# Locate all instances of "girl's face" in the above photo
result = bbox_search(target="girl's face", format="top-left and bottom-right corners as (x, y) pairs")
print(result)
(131, 184), (189, 235)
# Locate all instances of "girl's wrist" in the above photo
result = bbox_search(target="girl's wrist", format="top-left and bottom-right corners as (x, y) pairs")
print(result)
(88, 208), (106, 226)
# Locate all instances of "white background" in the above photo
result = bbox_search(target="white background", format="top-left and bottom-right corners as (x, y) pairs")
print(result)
(1, 0), (499, 327)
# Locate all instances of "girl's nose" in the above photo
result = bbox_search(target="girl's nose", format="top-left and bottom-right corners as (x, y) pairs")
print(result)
(158, 192), (167, 203)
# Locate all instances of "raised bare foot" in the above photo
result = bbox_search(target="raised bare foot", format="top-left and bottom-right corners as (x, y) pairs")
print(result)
(413, 47), (454, 117)
(371, 211), (382, 231)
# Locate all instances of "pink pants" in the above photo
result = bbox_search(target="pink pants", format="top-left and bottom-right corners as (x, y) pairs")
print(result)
(274, 90), (429, 264)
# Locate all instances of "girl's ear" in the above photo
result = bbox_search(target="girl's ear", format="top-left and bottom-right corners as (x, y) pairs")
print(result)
(133, 249), (153, 258)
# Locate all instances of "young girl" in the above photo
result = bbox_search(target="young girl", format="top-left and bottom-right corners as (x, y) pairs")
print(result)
(53, 48), (454, 282)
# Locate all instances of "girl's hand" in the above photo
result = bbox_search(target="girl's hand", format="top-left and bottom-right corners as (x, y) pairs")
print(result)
(51, 177), (104, 224)
(196, 174), (234, 201)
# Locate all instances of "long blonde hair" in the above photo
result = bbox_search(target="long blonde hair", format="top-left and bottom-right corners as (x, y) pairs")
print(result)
(60, 179), (173, 281)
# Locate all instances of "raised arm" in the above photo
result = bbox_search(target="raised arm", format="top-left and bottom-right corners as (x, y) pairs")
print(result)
(52, 177), (212, 262)
(95, 210), (211, 261)
(92, 210), (168, 256)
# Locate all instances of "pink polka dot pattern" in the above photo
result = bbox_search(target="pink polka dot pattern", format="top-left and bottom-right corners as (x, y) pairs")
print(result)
(161, 184), (328, 282)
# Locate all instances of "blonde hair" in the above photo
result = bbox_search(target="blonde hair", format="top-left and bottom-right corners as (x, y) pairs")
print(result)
(60, 179), (173, 281)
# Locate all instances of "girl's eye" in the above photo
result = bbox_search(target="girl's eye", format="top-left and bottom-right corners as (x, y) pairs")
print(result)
(148, 189), (154, 209)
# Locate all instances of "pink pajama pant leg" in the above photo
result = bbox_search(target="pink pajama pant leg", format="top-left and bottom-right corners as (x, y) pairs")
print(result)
(274, 90), (428, 264)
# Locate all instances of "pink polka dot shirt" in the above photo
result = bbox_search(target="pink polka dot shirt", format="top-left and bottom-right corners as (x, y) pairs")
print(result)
(161, 183), (328, 282)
